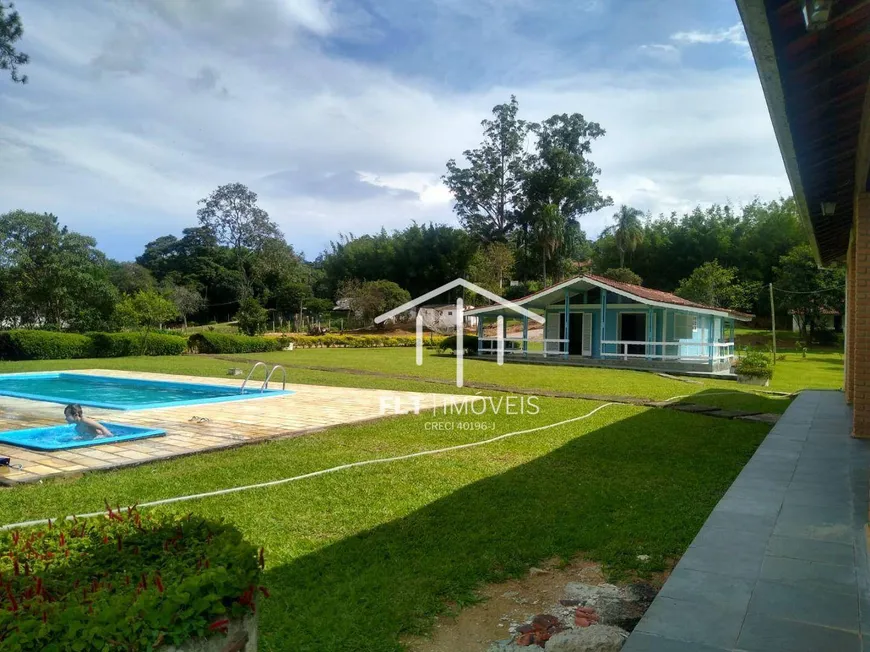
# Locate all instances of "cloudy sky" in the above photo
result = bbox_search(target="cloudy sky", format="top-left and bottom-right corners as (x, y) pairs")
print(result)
(1, 0), (790, 261)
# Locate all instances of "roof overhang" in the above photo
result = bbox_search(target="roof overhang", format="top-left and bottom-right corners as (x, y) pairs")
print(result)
(466, 276), (753, 322)
(736, 0), (870, 265)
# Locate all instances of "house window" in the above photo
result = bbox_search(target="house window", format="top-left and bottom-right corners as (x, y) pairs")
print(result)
(674, 314), (696, 339)
(447, 311), (453, 316)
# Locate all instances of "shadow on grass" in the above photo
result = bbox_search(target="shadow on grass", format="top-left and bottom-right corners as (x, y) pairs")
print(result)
(260, 408), (767, 651)
(674, 387), (794, 415)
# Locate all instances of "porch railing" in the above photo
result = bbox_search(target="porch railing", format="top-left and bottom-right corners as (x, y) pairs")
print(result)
(600, 340), (735, 362)
(477, 337), (569, 356)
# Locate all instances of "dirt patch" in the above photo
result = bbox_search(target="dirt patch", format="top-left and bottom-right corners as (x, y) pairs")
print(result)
(403, 559), (608, 652)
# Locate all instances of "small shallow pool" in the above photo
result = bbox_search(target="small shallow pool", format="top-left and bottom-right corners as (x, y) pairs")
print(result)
(0, 423), (165, 451)
(0, 373), (291, 410)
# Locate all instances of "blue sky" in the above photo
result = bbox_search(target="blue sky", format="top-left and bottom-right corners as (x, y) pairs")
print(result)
(0, 0), (790, 261)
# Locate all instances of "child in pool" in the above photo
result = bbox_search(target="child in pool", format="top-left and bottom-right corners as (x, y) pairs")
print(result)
(64, 404), (112, 437)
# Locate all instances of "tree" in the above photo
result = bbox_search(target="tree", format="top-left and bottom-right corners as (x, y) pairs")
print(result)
(338, 279), (411, 326)
(602, 268), (643, 286)
(114, 290), (178, 354)
(108, 261), (155, 295)
(166, 284), (205, 330)
(443, 96), (533, 243)
(319, 224), (476, 298)
(468, 242), (515, 292)
(774, 245), (845, 342)
(610, 205), (644, 268)
(304, 297), (334, 318)
(675, 260), (759, 311)
(533, 204), (565, 285)
(0, 210), (117, 330)
(518, 111), (610, 280)
(275, 281), (312, 322)
(235, 297), (269, 336)
(197, 183), (283, 298)
(1, 2), (28, 84)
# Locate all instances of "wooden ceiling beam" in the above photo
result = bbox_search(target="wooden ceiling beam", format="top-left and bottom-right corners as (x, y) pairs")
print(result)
(792, 55), (870, 96)
(791, 30), (870, 76)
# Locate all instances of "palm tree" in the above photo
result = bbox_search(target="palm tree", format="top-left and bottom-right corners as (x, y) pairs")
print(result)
(534, 203), (565, 285)
(612, 205), (644, 268)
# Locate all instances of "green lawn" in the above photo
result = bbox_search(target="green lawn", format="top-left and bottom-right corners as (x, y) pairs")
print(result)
(0, 398), (766, 651)
(0, 345), (842, 413)
(0, 347), (843, 649)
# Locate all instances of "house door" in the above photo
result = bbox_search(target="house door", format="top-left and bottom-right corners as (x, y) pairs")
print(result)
(559, 313), (586, 355)
(619, 313), (647, 356)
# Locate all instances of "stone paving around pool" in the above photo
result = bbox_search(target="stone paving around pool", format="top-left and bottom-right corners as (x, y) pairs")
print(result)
(0, 369), (480, 485)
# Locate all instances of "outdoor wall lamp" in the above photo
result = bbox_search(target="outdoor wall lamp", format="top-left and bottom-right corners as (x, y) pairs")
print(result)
(802, 0), (833, 31)
(821, 201), (837, 216)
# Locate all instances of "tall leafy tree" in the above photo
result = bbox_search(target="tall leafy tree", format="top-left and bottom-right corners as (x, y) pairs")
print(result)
(774, 245), (845, 341)
(0, 210), (117, 329)
(533, 204), (565, 285)
(468, 242), (515, 292)
(519, 111), (610, 280)
(443, 96), (533, 243)
(197, 183), (282, 299)
(107, 261), (155, 295)
(610, 205), (644, 268)
(0, 1), (28, 83)
(675, 260), (760, 311)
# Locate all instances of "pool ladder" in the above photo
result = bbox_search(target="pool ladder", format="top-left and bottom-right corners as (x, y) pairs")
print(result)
(240, 362), (287, 394)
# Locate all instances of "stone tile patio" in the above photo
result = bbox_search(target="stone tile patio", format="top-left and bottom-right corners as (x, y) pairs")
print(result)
(0, 369), (478, 485)
(624, 390), (870, 652)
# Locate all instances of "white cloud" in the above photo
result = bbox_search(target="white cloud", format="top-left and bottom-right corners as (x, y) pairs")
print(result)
(1, 3), (787, 259)
(638, 43), (681, 64)
(671, 23), (748, 48)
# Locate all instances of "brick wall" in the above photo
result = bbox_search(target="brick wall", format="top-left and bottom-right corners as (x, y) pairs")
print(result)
(846, 229), (855, 403)
(854, 193), (870, 437)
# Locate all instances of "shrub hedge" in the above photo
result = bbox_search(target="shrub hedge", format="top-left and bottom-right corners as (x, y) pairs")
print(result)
(0, 330), (92, 361)
(437, 334), (479, 355)
(187, 332), (283, 354)
(280, 334), (447, 349)
(88, 332), (188, 357)
(0, 329), (449, 360)
(0, 508), (265, 650)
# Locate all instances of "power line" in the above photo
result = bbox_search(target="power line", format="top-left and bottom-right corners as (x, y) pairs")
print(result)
(771, 285), (844, 295)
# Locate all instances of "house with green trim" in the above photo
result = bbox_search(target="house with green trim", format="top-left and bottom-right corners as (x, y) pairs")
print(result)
(465, 274), (752, 375)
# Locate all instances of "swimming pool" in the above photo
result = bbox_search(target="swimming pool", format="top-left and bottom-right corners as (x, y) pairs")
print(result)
(0, 373), (291, 410)
(0, 423), (165, 451)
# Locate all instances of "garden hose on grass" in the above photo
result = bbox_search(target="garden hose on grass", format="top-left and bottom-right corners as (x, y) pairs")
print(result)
(0, 388), (782, 531)
(1, 402), (622, 531)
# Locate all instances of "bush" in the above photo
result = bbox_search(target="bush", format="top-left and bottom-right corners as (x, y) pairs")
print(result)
(437, 334), (479, 355)
(735, 348), (774, 379)
(811, 329), (842, 347)
(0, 330), (91, 361)
(0, 508), (264, 650)
(89, 332), (188, 357)
(188, 332), (283, 354)
(235, 298), (269, 336)
(278, 334), (447, 349)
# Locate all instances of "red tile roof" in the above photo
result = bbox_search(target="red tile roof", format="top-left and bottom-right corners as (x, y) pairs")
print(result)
(584, 274), (754, 320)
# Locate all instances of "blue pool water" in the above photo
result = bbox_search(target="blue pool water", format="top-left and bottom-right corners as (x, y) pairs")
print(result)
(0, 373), (291, 410)
(0, 423), (165, 451)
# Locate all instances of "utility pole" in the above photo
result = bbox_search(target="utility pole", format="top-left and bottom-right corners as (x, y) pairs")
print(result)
(769, 282), (777, 365)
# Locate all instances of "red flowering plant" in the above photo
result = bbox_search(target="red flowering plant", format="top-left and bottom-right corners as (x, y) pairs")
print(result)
(0, 506), (267, 650)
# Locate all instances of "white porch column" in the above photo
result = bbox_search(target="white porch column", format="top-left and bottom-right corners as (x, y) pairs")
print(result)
(522, 315), (528, 356)
(563, 289), (570, 359)
(662, 309), (667, 360)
